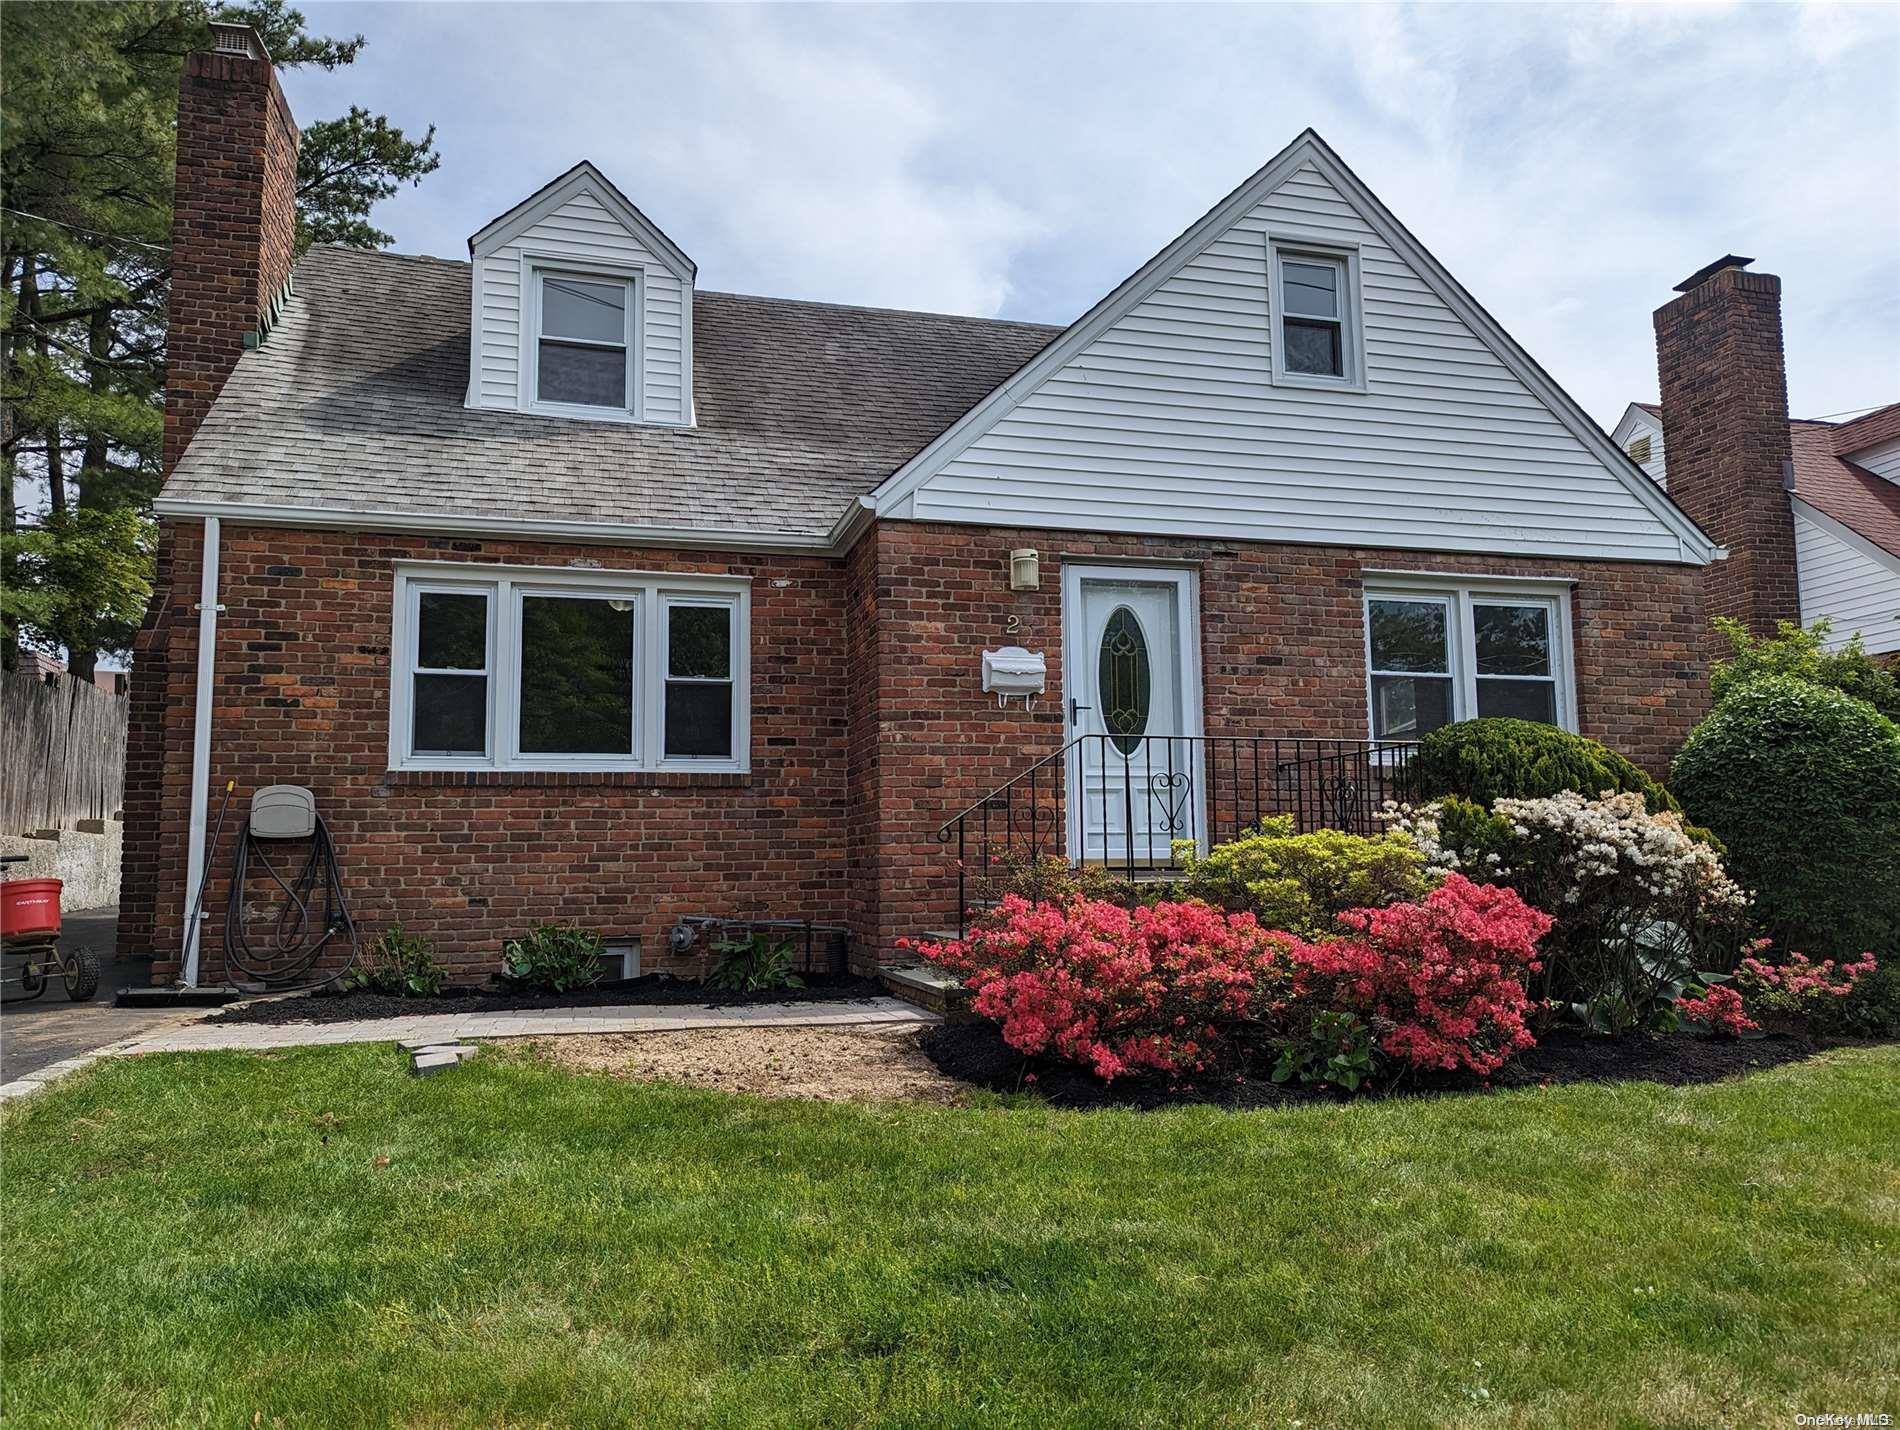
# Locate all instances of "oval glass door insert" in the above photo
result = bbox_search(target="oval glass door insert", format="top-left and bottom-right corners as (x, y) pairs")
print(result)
(1098, 605), (1151, 755)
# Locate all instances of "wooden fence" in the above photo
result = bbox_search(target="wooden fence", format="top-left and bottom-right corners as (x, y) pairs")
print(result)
(0, 672), (129, 833)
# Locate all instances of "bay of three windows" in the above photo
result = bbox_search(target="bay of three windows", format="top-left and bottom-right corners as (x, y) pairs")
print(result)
(399, 571), (744, 771)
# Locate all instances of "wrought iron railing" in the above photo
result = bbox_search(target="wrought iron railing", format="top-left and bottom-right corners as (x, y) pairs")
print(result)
(933, 734), (1419, 938)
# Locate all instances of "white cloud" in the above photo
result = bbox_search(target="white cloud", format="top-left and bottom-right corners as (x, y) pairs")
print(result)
(287, 0), (1899, 425)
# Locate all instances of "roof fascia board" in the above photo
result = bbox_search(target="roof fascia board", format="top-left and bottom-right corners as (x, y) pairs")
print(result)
(468, 160), (696, 285)
(1610, 403), (1661, 446)
(152, 497), (831, 555)
(1793, 495), (1900, 573)
(869, 130), (1719, 567)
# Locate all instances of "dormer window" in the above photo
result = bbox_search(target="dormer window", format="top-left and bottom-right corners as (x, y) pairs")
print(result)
(1269, 237), (1365, 391)
(467, 161), (697, 426)
(531, 269), (635, 412)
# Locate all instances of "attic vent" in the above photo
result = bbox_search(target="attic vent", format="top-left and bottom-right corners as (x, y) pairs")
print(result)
(209, 23), (268, 60)
(1627, 435), (1652, 464)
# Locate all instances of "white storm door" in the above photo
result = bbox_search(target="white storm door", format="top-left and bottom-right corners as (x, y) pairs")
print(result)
(1063, 566), (1203, 863)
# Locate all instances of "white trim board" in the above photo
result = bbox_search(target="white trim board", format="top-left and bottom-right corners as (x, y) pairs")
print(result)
(865, 129), (1719, 568)
(1792, 497), (1900, 578)
(151, 498), (836, 555)
(469, 160), (695, 282)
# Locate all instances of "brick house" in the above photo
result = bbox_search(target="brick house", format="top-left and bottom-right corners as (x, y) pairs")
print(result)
(1614, 261), (1900, 656)
(125, 26), (1729, 986)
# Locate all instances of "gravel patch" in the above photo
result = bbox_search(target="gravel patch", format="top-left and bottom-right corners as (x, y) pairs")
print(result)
(517, 1025), (966, 1104)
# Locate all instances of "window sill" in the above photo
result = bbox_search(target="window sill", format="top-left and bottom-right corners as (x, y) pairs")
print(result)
(386, 768), (752, 790)
(1268, 370), (1367, 394)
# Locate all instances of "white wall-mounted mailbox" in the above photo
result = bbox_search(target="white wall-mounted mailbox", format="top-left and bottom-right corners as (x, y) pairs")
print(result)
(982, 646), (1047, 707)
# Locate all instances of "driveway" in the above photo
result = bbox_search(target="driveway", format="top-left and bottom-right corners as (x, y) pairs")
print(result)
(0, 908), (190, 1084)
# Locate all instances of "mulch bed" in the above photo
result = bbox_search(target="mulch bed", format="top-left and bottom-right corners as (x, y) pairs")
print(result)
(207, 973), (889, 1026)
(921, 1020), (1846, 1111)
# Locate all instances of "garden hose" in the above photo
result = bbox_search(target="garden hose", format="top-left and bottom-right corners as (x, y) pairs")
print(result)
(221, 811), (359, 992)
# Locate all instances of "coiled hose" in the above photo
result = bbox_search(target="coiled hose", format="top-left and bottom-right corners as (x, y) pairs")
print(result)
(221, 813), (359, 990)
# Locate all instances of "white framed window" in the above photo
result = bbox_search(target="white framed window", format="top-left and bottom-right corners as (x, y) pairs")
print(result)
(1362, 578), (1575, 741)
(523, 264), (640, 417)
(1269, 238), (1365, 391)
(390, 564), (749, 772)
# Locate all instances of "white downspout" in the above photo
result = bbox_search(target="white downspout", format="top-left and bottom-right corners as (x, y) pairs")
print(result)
(180, 515), (221, 987)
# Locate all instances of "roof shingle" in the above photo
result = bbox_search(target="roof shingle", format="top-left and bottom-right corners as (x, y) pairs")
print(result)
(162, 246), (1059, 539)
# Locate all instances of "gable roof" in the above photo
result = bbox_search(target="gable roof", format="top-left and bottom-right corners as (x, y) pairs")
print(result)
(1829, 402), (1900, 457)
(468, 160), (697, 283)
(867, 128), (1721, 565)
(1791, 418), (1900, 560)
(154, 246), (1058, 546)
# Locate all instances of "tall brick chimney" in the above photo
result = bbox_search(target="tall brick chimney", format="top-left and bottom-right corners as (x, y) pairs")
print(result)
(162, 22), (300, 476)
(1652, 255), (1800, 636)
(123, 25), (300, 966)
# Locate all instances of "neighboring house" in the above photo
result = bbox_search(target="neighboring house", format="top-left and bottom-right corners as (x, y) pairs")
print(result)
(1617, 258), (1900, 655)
(123, 27), (1727, 984)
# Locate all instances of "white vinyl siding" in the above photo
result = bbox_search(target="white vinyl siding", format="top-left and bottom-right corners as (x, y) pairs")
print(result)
(1793, 501), (1900, 655)
(473, 188), (690, 424)
(1847, 435), (1900, 486)
(1613, 411), (1668, 488)
(908, 162), (1692, 563)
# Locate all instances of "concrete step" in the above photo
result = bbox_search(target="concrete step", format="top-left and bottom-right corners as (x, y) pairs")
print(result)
(877, 961), (971, 1018)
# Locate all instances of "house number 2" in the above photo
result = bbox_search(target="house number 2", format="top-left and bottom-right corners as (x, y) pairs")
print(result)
(1005, 615), (1022, 634)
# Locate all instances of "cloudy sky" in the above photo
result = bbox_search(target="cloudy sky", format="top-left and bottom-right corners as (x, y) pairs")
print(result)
(283, 1), (1898, 429)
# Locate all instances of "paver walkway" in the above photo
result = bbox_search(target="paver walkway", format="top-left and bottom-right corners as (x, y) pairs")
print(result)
(0, 907), (200, 1084)
(0, 998), (937, 1100)
(116, 997), (936, 1054)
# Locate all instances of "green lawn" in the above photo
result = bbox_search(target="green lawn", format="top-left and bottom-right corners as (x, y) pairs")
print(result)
(3, 1044), (1896, 1427)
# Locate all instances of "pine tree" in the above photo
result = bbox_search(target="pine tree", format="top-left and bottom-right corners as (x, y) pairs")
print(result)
(0, 1), (439, 676)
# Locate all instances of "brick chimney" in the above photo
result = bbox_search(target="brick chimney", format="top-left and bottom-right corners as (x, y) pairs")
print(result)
(1652, 255), (1800, 636)
(162, 22), (300, 476)
(123, 25), (299, 968)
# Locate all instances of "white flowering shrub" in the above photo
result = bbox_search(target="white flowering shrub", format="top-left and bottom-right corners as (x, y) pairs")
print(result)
(1383, 790), (1753, 1033)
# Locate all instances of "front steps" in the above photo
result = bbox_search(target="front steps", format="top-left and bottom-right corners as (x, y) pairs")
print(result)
(877, 956), (970, 1018)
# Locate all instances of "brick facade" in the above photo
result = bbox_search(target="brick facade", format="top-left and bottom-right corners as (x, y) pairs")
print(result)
(137, 526), (851, 984)
(858, 523), (1712, 958)
(1653, 263), (1800, 639)
(129, 518), (1709, 981)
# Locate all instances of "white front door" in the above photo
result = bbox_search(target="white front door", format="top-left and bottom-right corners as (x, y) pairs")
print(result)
(1062, 565), (1203, 863)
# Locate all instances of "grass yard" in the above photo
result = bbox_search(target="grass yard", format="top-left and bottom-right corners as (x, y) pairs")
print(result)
(3, 1043), (1896, 1427)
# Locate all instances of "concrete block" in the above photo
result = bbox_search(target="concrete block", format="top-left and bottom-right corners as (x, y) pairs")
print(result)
(410, 1051), (461, 1076)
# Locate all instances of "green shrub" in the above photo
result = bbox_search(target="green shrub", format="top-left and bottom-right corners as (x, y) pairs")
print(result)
(499, 925), (605, 994)
(1387, 790), (1753, 1034)
(1405, 718), (1677, 811)
(1673, 675), (1900, 958)
(1839, 963), (1900, 1039)
(1172, 816), (1434, 937)
(979, 852), (1155, 911)
(339, 924), (446, 998)
(1711, 617), (1900, 720)
(706, 932), (804, 993)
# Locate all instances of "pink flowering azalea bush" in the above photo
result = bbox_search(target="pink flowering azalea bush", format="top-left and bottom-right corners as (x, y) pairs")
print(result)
(1675, 984), (1758, 1037)
(908, 874), (1551, 1084)
(1733, 942), (1880, 1031)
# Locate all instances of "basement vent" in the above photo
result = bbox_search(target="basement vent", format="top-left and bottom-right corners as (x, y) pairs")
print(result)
(1627, 436), (1652, 464)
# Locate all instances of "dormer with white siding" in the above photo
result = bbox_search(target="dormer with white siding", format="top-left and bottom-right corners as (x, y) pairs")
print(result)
(466, 161), (695, 425)
(1611, 402), (1668, 488)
